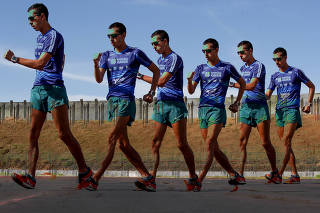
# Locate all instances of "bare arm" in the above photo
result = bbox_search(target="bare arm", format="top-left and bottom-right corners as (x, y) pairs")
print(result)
(265, 89), (273, 100)
(138, 69), (171, 88)
(229, 77), (246, 113)
(93, 53), (106, 83)
(4, 49), (52, 70)
(232, 78), (259, 91)
(187, 72), (198, 94)
(142, 62), (160, 103)
(302, 81), (315, 113)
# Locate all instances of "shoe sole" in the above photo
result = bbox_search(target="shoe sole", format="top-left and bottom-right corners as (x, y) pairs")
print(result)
(134, 181), (156, 192)
(228, 179), (246, 185)
(283, 182), (300, 184)
(265, 176), (282, 184)
(11, 175), (34, 189)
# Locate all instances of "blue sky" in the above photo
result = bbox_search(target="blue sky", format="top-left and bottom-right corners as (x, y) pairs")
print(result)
(1, 0), (319, 101)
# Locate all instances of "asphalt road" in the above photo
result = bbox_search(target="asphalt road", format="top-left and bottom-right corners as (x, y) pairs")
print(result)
(0, 176), (319, 213)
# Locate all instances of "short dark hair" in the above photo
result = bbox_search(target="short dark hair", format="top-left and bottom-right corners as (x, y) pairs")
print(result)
(28, 3), (49, 20)
(273, 47), (287, 57)
(203, 38), (219, 49)
(109, 22), (126, 34)
(238, 40), (253, 50)
(151, 30), (169, 43)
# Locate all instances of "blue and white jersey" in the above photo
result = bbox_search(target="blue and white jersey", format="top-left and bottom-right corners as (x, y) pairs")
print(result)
(192, 61), (242, 108)
(99, 46), (152, 100)
(157, 51), (184, 102)
(34, 28), (64, 86)
(240, 60), (267, 105)
(268, 66), (310, 109)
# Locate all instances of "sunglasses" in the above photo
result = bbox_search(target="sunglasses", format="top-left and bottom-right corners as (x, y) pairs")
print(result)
(202, 49), (215, 53)
(28, 14), (40, 21)
(151, 39), (164, 46)
(107, 33), (121, 39)
(272, 57), (282, 62)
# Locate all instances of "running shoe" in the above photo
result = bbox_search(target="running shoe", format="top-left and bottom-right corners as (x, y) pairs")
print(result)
(77, 167), (98, 191)
(265, 170), (282, 184)
(134, 175), (156, 192)
(228, 172), (246, 185)
(184, 175), (202, 192)
(11, 173), (36, 189)
(284, 175), (300, 184)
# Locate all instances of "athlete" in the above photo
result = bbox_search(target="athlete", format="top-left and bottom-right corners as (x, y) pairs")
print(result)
(137, 30), (199, 190)
(187, 38), (246, 191)
(266, 47), (315, 184)
(93, 22), (160, 191)
(229, 41), (280, 183)
(3, 3), (95, 190)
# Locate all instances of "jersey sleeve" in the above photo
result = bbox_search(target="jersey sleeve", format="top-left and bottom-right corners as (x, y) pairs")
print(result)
(135, 49), (152, 68)
(99, 52), (109, 69)
(192, 65), (202, 83)
(42, 31), (62, 55)
(296, 69), (310, 84)
(164, 54), (182, 75)
(252, 63), (264, 80)
(267, 74), (276, 91)
(228, 64), (242, 81)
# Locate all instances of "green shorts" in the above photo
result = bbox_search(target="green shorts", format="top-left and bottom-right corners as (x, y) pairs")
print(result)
(152, 100), (188, 127)
(107, 97), (136, 126)
(240, 103), (270, 127)
(30, 85), (69, 112)
(275, 107), (302, 129)
(198, 106), (226, 129)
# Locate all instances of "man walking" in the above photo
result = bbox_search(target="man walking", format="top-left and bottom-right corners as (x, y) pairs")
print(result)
(229, 41), (280, 183)
(137, 30), (199, 190)
(187, 38), (246, 191)
(3, 3), (95, 190)
(266, 47), (315, 184)
(93, 22), (160, 191)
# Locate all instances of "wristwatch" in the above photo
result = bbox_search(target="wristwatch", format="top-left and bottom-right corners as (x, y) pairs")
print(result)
(137, 72), (144, 79)
(306, 102), (313, 107)
(229, 82), (235, 87)
(11, 55), (18, 63)
(148, 90), (156, 97)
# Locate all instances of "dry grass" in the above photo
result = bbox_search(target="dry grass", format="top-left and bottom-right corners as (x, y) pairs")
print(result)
(0, 116), (320, 171)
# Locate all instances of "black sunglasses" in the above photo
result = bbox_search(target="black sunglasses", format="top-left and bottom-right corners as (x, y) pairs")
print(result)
(202, 49), (215, 54)
(28, 14), (40, 21)
(107, 33), (121, 39)
(273, 57), (282, 62)
(151, 39), (164, 46)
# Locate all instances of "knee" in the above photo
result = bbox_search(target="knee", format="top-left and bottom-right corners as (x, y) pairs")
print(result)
(152, 141), (161, 153)
(58, 130), (72, 142)
(177, 141), (188, 151)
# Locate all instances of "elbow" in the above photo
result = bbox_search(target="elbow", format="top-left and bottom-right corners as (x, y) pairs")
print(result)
(188, 89), (194, 95)
(158, 82), (165, 87)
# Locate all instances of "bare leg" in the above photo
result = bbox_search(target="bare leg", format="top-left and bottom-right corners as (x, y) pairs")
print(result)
(210, 124), (237, 176)
(257, 120), (277, 172)
(172, 118), (197, 178)
(51, 105), (87, 173)
(94, 116), (130, 181)
(28, 109), (47, 177)
(199, 124), (222, 182)
(239, 123), (252, 176)
(150, 122), (167, 178)
(117, 125), (151, 177)
(279, 123), (297, 175)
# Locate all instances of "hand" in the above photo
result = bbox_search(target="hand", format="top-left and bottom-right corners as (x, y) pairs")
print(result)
(187, 72), (195, 81)
(302, 105), (311, 113)
(93, 53), (101, 65)
(228, 103), (239, 113)
(3, 49), (15, 62)
(143, 93), (153, 103)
